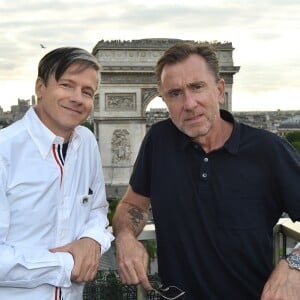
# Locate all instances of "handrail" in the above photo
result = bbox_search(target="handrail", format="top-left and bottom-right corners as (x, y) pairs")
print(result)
(107, 224), (156, 300)
(109, 219), (300, 299)
(137, 223), (156, 241)
(137, 224), (156, 300)
(273, 218), (300, 264)
(278, 219), (300, 241)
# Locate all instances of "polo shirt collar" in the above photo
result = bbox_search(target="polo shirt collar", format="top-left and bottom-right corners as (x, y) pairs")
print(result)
(168, 120), (191, 150)
(220, 109), (240, 155)
(23, 107), (81, 159)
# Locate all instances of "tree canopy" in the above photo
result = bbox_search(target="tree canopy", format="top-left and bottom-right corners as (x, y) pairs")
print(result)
(285, 131), (300, 154)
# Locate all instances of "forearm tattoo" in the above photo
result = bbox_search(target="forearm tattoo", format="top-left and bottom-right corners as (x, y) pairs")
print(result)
(128, 206), (144, 232)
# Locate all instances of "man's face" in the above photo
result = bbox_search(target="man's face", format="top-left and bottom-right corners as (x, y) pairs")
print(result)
(35, 62), (98, 140)
(160, 54), (225, 139)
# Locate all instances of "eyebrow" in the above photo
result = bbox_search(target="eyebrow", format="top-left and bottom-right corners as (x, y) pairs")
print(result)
(166, 80), (206, 93)
(167, 87), (181, 93)
(188, 80), (206, 87)
(59, 78), (96, 93)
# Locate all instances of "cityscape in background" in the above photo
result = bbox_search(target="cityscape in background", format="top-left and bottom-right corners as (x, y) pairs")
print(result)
(0, 96), (300, 137)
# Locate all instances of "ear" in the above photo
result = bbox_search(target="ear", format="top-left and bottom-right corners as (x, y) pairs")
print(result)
(217, 78), (225, 105)
(35, 77), (45, 100)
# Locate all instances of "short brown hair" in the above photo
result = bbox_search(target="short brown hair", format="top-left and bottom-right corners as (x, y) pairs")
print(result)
(155, 42), (220, 88)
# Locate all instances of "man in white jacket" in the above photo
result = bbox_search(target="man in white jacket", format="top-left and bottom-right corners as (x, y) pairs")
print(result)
(0, 47), (114, 300)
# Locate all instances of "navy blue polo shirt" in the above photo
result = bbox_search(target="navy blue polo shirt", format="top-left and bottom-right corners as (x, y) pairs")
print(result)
(130, 110), (300, 299)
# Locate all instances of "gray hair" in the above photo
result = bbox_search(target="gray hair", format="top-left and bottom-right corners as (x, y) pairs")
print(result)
(38, 47), (100, 85)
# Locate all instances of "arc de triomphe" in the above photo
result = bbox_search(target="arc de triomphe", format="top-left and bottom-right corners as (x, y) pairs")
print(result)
(92, 39), (240, 198)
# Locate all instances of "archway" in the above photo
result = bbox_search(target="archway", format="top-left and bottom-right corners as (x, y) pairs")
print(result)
(146, 96), (167, 111)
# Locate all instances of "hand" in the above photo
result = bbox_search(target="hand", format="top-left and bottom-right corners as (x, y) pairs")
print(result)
(50, 237), (101, 282)
(261, 259), (300, 299)
(115, 233), (152, 291)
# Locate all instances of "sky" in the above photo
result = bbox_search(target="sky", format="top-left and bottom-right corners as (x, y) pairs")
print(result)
(0, 0), (299, 112)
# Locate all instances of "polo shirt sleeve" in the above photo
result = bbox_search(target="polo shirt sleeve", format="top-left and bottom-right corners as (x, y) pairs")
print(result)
(273, 138), (300, 221)
(130, 129), (153, 198)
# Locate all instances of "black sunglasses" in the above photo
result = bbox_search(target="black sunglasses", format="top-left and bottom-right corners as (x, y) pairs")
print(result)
(151, 284), (185, 299)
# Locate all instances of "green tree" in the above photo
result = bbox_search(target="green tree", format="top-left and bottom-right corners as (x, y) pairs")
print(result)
(285, 131), (300, 154)
(82, 120), (94, 133)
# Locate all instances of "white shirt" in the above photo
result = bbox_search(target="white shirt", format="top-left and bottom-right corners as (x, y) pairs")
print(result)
(0, 107), (114, 300)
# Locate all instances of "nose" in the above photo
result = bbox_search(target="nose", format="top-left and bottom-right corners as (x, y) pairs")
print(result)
(71, 87), (84, 104)
(183, 90), (197, 110)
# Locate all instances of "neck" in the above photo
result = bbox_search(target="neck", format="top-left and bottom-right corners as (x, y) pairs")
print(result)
(194, 118), (233, 153)
(34, 106), (73, 142)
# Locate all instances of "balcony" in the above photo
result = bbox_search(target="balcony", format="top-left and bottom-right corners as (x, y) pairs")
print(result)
(84, 219), (300, 300)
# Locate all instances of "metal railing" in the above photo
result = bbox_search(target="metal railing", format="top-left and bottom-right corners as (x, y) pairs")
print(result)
(84, 224), (158, 300)
(136, 224), (157, 300)
(135, 219), (300, 299)
(84, 219), (300, 299)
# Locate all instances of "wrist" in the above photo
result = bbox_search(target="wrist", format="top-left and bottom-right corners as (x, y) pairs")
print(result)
(286, 252), (300, 271)
(115, 230), (137, 244)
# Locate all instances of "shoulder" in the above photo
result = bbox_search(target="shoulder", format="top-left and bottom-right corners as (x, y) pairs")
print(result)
(149, 118), (180, 138)
(239, 121), (277, 140)
(75, 125), (96, 140)
(0, 119), (26, 145)
(0, 120), (28, 165)
(239, 122), (297, 155)
(74, 125), (99, 152)
(142, 119), (189, 155)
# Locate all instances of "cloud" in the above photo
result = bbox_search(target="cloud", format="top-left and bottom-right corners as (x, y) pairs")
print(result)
(0, 0), (299, 111)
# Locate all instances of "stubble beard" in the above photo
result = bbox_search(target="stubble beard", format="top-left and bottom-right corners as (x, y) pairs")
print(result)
(178, 114), (215, 139)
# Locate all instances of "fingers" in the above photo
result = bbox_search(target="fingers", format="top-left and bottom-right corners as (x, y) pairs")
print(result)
(118, 259), (152, 291)
(49, 245), (68, 253)
(50, 238), (101, 283)
(70, 238), (100, 282)
(116, 239), (152, 291)
(71, 254), (100, 282)
(118, 259), (142, 284)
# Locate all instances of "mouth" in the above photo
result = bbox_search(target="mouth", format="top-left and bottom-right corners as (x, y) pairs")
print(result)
(184, 113), (203, 122)
(63, 106), (82, 114)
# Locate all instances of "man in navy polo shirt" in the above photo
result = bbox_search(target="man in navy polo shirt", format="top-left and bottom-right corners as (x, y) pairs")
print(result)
(112, 42), (300, 299)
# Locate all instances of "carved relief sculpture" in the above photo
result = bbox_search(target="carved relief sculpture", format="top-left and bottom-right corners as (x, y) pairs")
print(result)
(111, 129), (131, 164)
(105, 93), (136, 111)
(93, 94), (100, 111)
(142, 88), (158, 102)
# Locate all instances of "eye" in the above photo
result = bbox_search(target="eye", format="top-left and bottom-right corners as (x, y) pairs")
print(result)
(191, 84), (202, 91)
(168, 89), (182, 98)
(190, 81), (206, 92)
(82, 89), (94, 98)
(60, 82), (72, 89)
